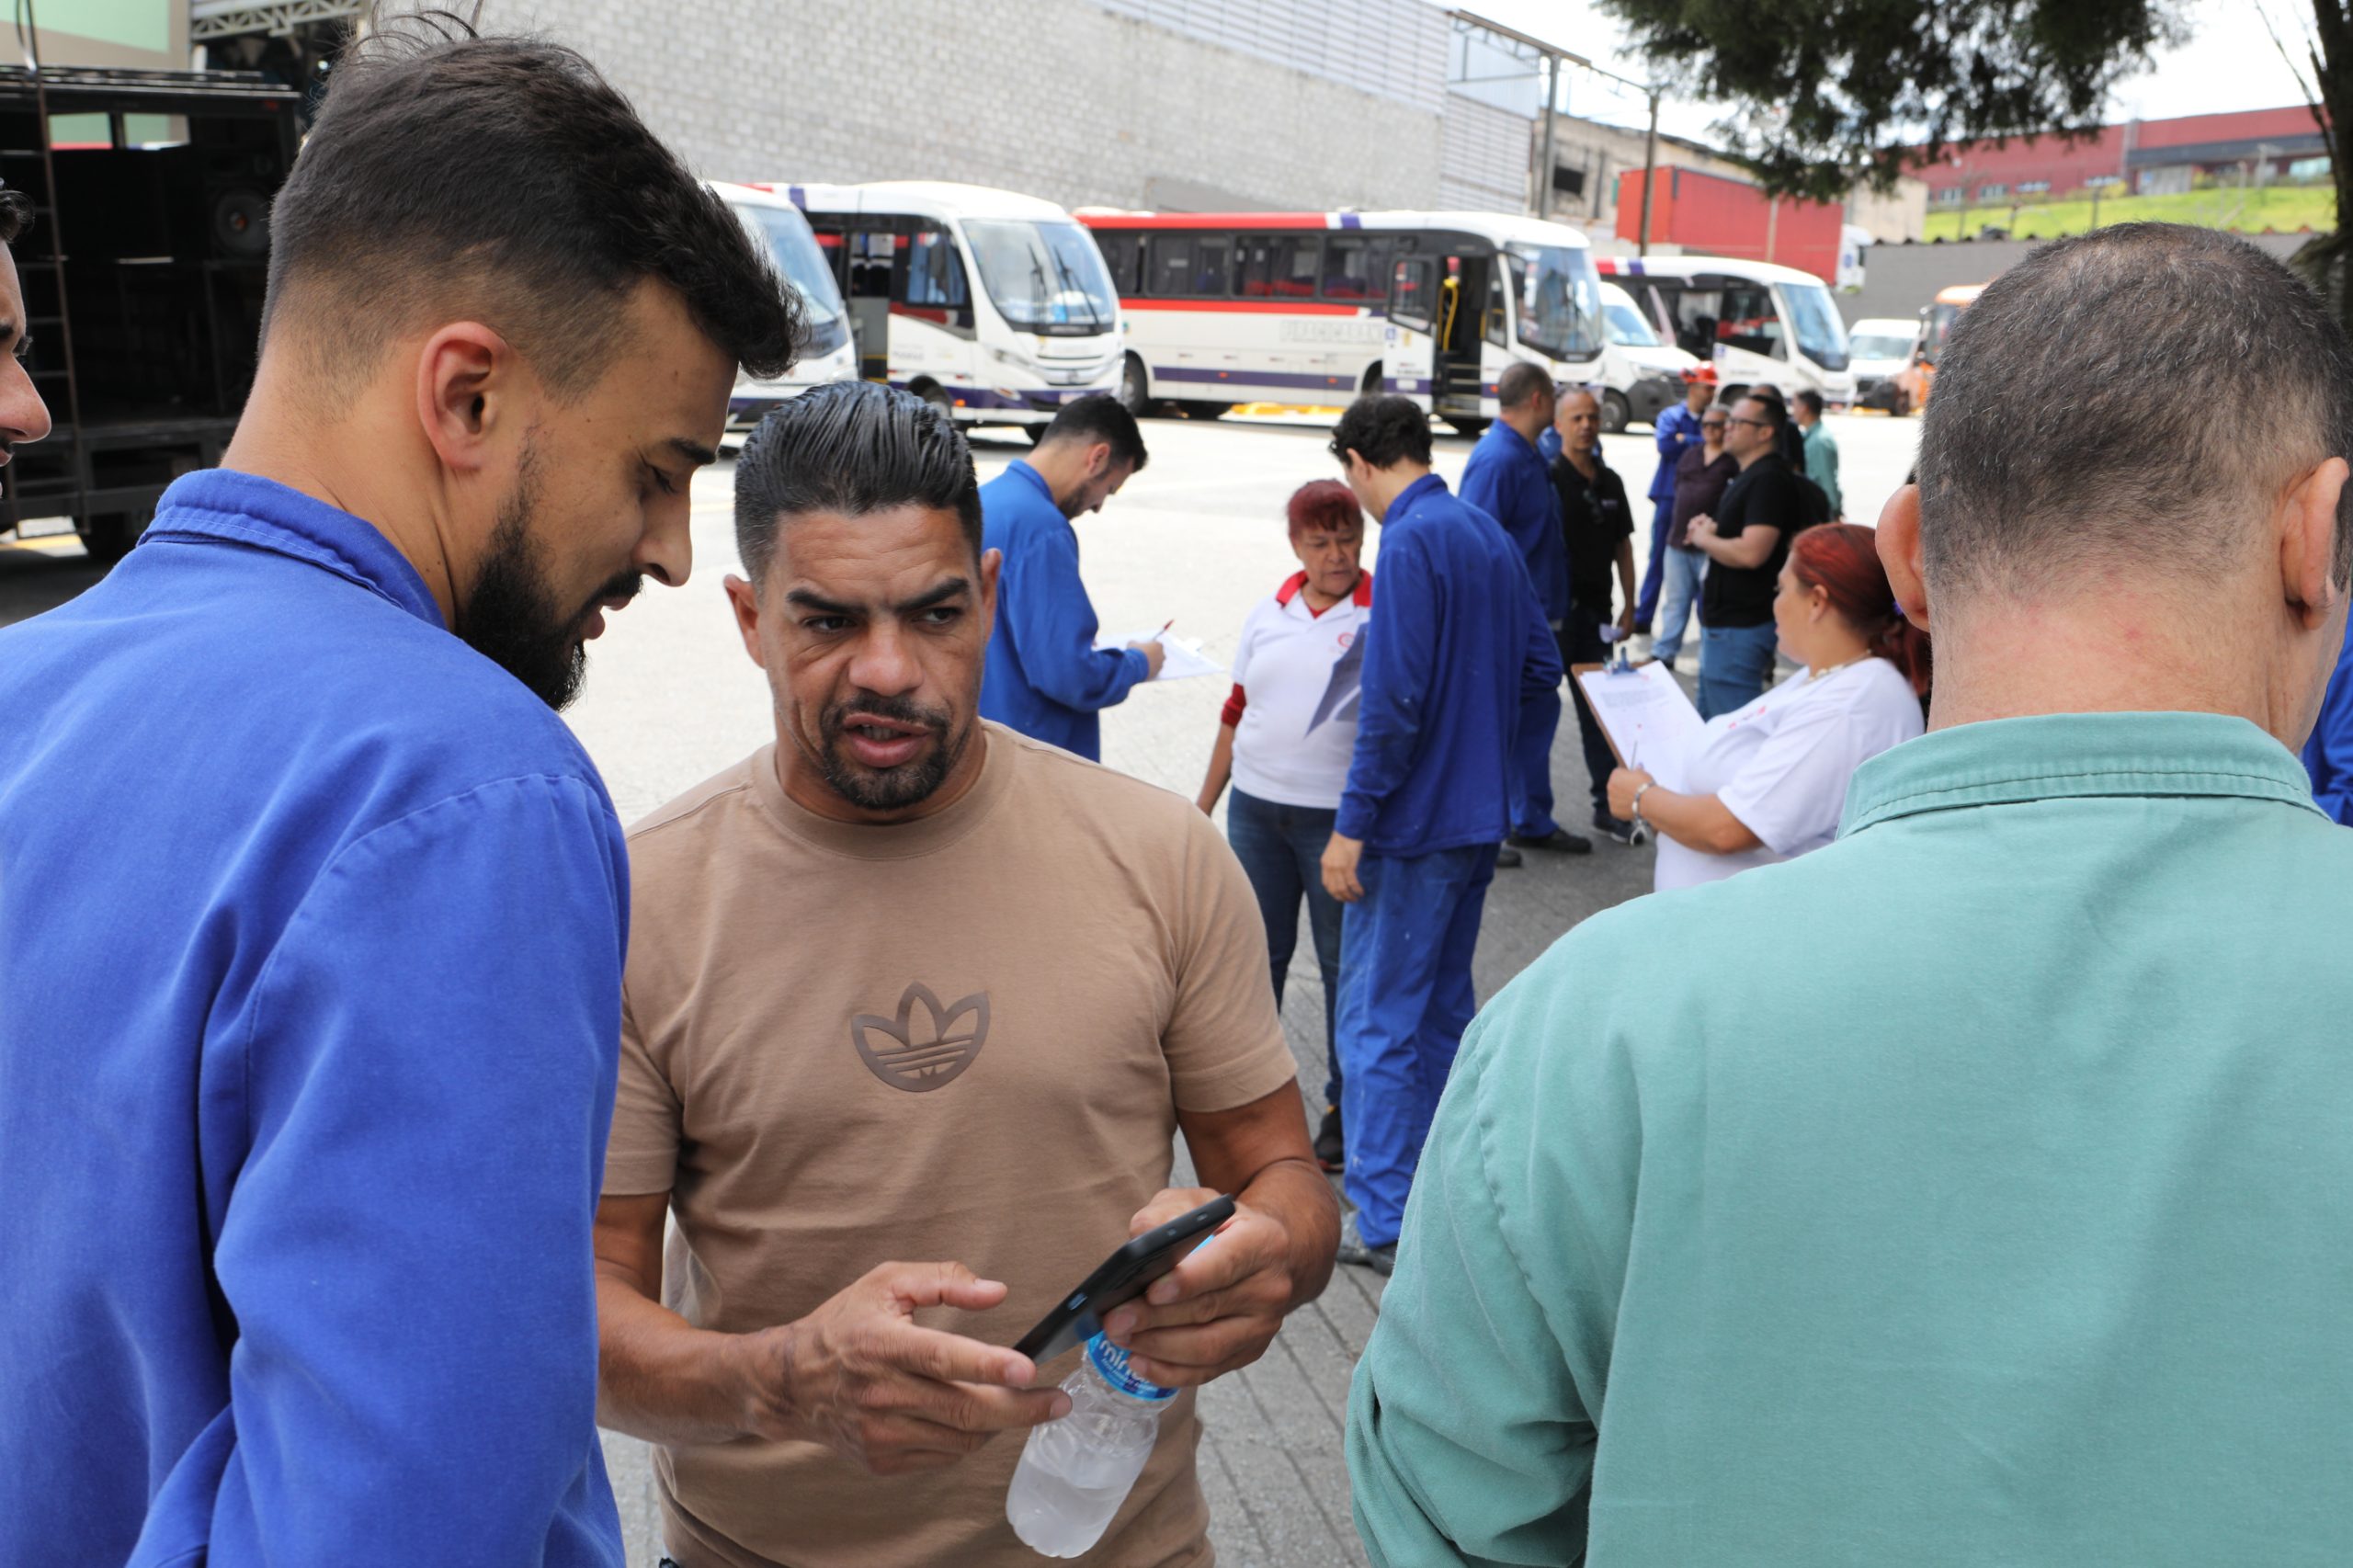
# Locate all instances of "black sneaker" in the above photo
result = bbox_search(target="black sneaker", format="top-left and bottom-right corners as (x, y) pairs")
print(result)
(1495, 845), (1524, 869)
(1509, 828), (1594, 855)
(1314, 1105), (1345, 1172)
(1336, 1212), (1395, 1276)
(1591, 810), (1638, 846)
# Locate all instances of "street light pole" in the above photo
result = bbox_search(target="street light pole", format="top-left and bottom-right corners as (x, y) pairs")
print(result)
(1639, 86), (1660, 255)
(1537, 51), (1560, 221)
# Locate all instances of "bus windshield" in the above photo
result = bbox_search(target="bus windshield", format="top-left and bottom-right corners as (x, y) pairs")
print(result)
(733, 203), (849, 356)
(1603, 300), (1659, 348)
(1504, 243), (1603, 361)
(1780, 281), (1849, 370)
(964, 219), (1118, 335)
(1922, 301), (1966, 363)
(1848, 330), (1915, 361)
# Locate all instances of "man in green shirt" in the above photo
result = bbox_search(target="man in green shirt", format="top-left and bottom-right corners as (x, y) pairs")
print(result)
(1347, 223), (2353, 1565)
(1794, 387), (1841, 517)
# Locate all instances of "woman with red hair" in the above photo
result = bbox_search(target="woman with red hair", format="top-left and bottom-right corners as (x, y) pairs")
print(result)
(1607, 518), (1929, 892)
(1198, 479), (1370, 1170)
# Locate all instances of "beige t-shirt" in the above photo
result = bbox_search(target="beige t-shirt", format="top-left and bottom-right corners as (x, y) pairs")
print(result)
(605, 723), (1298, 1568)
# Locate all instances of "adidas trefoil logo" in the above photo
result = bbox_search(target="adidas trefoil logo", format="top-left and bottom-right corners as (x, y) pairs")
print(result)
(850, 983), (991, 1093)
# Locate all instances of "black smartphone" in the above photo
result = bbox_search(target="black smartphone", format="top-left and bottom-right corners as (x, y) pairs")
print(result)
(1011, 1193), (1236, 1364)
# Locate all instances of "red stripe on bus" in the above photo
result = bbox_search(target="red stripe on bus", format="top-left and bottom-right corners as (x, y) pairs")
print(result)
(1122, 299), (1368, 315)
(1077, 212), (1335, 231)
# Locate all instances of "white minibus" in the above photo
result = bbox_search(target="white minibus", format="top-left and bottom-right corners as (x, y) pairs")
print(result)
(1595, 255), (1857, 407)
(710, 182), (858, 428)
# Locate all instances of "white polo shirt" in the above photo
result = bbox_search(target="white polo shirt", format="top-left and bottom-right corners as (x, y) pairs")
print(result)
(1654, 656), (1923, 892)
(1227, 570), (1373, 812)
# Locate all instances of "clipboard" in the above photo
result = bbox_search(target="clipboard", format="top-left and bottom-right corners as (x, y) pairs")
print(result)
(1571, 659), (1705, 788)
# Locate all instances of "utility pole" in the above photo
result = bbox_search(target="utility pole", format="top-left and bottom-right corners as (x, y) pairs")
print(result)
(1639, 85), (1660, 255)
(1537, 51), (1560, 221)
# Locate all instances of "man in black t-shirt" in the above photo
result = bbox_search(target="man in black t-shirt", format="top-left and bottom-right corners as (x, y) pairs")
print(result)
(1550, 389), (1640, 840)
(1688, 392), (1806, 718)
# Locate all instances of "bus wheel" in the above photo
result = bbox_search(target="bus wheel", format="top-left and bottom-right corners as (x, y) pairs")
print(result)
(1599, 390), (1631, 435)
(1119, 354), (1152, 417)
(1892, 388), (1914, 417)
(1444, 415), (1489, 437)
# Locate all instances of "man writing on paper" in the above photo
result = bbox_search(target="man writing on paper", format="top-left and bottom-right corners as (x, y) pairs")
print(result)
(1351, 223), (2353, 1564)
(980, 393), (1162, 760)
(594, 382), (1336, 1567)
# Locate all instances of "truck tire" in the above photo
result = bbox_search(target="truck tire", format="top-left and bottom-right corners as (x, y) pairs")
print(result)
(1119, 353), (1152, 417)
(1599, 390), (1631, 435)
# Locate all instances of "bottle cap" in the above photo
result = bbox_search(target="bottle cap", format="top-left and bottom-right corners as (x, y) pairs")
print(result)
(1086, 1334), (1177, 1403)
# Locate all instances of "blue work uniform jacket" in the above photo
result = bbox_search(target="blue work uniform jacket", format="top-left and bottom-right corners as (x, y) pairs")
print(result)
(1651, 399), (1701, 502)
(2304, 619), (2353, 823)
(0, 471), (626, 1568)
(1461, 419), (1568, 624)
(978, 459), (1148, 761)
(1336, 473), (1561, 858)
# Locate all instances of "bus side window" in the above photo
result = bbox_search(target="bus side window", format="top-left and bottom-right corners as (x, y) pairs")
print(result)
(1483, 267), (1509, 348)
(1270, 235), (1320, 298)
(1717, 284), (1782, 358)
(1323, 237), (1392, 301)
(1151, 233), (1197, 297)
(1195, 237), (1230, 295)
(1236, 236), (1271, 297)
(1391, 258), (1435, 332)
(902, 225), (971, 324)
(1093, 231), (1142, 296)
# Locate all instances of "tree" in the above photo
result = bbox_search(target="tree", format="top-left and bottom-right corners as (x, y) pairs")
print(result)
(2261, 5), (2352, 325)
(1594, 0), (2186, 203)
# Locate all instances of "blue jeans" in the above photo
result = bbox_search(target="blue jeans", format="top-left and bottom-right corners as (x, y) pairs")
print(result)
(1336, 844), (1495, 1248)
(1635, 494), (1674, 624)
(1699, 620), (1779, 719)
(1507, 678), (1563, 839)
(1653, 545), (1705, 666)
(1226, 788), (1344, 1107)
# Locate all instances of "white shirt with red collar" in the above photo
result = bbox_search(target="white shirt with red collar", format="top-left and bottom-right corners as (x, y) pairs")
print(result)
(1225, 569), (1373, 811)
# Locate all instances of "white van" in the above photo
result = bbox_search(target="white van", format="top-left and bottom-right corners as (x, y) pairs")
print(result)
(1597, 255), (1857, 407)
(1846, 316), (1923, 415)
(1594, 280), (1699, 432)
(789, 181), (1123, 436)
(710, 182), (858, 428)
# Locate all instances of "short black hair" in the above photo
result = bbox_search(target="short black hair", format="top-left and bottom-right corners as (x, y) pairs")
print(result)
(1737, 391), (1789, 433)
(1920, 222), (2353, 593)
(1497, 359), (1552, 411)
(1039, 393), (1148, 472)
(0, 187), (28, 246)
(734, 381), (982, 587)
(1328, 395), (1432, 471)
(267, 19), (802, 401)
(1793, 389), (1824, 417)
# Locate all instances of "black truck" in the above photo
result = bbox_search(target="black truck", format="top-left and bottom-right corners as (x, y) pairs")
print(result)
(0, 64), (301, 562)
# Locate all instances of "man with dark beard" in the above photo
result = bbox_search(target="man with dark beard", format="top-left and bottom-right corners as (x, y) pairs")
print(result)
(591, 381), (1337, 1568)
(0, 25), (800, 1568)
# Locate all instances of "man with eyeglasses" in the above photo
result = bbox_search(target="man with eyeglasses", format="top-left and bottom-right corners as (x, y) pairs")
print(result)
(1686, 393), (1806, 716)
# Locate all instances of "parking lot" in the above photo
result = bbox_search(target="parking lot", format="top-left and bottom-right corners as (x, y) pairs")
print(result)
(0, 406), (1923, 1567)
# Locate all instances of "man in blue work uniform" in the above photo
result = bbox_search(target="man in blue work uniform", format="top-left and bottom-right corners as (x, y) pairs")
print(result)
(1636, 367), (1712, 630)
(2304, 619), (2353, 821)
(979, 393), (1160, 760)
(1318, 396), (1563, 1275)
(1460, 360), (1588, 860)
(0, 31), (801, 1567)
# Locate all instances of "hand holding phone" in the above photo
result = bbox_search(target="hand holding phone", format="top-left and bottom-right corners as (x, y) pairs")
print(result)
(1011, 1194), (1234, 1365)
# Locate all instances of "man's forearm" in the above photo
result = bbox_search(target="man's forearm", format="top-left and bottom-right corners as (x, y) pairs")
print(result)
(1238, 1155), (1338, 1311)
(596, 1273), (759, 1448)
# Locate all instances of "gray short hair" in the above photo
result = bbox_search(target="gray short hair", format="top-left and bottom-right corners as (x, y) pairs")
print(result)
(1917, 223), (2353, 597)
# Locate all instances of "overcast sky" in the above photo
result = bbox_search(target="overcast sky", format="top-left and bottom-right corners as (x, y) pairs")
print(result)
(1455, 0), (2316, 146)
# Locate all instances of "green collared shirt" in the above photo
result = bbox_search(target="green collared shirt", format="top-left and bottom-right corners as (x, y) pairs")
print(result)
(1349, 712), (2353, 1566)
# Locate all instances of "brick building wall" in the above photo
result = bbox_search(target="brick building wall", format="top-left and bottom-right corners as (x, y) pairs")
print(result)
(479, 0), (1449, 214)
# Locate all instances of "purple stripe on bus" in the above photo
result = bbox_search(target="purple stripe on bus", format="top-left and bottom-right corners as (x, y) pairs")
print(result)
(1151, 367), (1363, 391)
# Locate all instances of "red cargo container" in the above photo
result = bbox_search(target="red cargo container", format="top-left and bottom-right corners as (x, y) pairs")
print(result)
(1615, 165), (1845, 284)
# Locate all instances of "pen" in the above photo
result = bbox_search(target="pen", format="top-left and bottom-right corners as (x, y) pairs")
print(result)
(1156, 619), (1174, 638)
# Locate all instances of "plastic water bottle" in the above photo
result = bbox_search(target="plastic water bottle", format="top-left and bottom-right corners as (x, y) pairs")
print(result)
(1005, 1333), (1176, 1557)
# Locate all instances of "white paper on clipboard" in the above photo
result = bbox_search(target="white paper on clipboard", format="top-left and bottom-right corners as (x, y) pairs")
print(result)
(1574, 662), (1706, 790)
(1095, 631), (1223, 681)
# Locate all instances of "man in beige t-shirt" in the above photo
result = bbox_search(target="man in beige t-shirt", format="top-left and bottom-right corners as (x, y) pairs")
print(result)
(594, 381), (1339, 1568)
